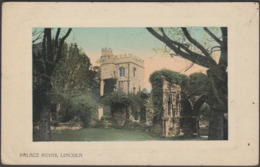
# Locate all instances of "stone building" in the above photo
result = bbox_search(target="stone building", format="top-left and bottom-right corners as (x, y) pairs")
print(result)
(154, 77), (207, 137)
(153, 77), (183, 137)
(100, 48), (144, 96)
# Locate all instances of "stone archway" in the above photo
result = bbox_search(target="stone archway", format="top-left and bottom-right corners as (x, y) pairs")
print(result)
(181, 95), (208, 137)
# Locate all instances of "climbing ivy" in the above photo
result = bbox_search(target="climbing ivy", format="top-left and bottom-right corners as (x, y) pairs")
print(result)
(102, 91), (132, 110)
(103, 78), (117, 96)
(149, 69), (188, 123)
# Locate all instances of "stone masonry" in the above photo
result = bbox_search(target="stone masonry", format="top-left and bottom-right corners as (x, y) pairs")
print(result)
(100, 48), (144, 96)
(154, 77), (182, 137)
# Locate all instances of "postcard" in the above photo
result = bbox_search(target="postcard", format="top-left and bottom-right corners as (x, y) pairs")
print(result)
(1, 2), (259, 166)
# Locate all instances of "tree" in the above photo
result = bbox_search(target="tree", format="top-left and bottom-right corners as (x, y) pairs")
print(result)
(33, 28), (72, 141)
(147, 27), (227, 140)
(50, 43), (100, 122)
(188, 72), (211, 137)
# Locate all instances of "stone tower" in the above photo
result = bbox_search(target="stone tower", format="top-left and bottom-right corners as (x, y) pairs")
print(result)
(100, 48), (144, 96)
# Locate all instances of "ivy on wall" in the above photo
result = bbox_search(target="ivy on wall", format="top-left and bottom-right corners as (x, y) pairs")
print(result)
(102, 91), (132, 111)
(103, 78), (117, 96)
(149, 69), (188, 123)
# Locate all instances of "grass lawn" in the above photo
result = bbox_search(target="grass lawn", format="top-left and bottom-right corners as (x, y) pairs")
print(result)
(51, 128), (160, 141)
(46, 128), (208, 141)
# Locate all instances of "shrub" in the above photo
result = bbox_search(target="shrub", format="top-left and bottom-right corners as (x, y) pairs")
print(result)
(102, 91), (132, 110)
(70, 95), (98, 128)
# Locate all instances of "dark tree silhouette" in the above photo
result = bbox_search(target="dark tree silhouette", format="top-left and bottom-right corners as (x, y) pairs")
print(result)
(33, 28), (72, 140)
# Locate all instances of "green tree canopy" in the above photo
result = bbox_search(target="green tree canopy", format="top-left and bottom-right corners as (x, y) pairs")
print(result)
(50, 42), (100, 122)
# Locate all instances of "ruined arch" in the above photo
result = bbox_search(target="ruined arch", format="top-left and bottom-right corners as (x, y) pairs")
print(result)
(193, 95), (207, 116)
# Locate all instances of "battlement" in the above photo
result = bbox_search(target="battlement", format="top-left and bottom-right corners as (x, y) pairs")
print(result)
(101, 48), (144, 66)
(101, 48), (113, 57)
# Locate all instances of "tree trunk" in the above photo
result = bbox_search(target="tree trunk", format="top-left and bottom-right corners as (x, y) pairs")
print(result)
(207, 65), (227, 140)
(208, 107), (224, 140)
(39, 106), (51, 141)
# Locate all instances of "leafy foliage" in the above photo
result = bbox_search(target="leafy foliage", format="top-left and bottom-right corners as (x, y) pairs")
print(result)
(129, 91), (149, 121)
(49, 43), (100, 122)
(149, 69), (188, 122)
(51, 43), (99, 99)
(189, 72), (211, 96)
(70, 95), (98, 128)
(150, 68), (188, 86)
(102, 91), (132, 110)
(103, 78), (117, 96)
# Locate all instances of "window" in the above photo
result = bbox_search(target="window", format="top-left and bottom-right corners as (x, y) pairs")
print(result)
(119, 67), (125, 77)
(133, 67), (136, 77)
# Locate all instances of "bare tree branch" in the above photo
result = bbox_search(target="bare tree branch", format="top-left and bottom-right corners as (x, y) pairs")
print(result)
(33, 34), (43, 43)
(55, 28), (72, 64)
(204, 27), (222, 45)
(46, 28), (53, 66)
(42, 30), (47, 68)
(33, 29), (44, 44)
(55, 28), (61, 48)
(209, 46), (221, 54)
(147, 27), (212, 68)
(181, 27), (216, 65)
(159, 28), (190, 49)
(184, 62), (195, 72)
(33, 29), (44, 36)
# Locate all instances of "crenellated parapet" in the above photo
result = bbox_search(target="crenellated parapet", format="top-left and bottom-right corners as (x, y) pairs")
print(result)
(101, 48), (113, 57)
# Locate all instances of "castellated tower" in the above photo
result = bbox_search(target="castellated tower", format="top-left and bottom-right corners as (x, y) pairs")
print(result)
(100, 48), (144, 96)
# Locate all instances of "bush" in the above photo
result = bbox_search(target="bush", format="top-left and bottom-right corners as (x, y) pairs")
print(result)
(70, 95), (98, 128)
(102, 91), (132, 110)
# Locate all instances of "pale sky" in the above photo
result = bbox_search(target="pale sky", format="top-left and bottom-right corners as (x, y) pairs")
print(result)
(33, 27), (219, 89)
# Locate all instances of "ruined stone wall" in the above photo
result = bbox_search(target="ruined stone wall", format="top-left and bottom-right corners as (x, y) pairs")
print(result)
(161, 78), (182, 137)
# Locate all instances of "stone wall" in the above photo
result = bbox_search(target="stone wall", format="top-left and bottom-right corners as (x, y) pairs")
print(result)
(160, 78), (182, 137)
(100, 48), (144, 96)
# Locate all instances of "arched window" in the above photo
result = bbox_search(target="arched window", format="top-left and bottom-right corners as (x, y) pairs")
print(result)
(119, 67), (125, 77)
(133, 67), (136, 77)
